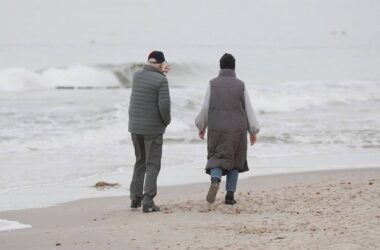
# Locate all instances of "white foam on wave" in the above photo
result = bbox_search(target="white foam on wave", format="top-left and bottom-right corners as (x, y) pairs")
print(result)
(1, 62), (378, 115)
(43, 65), (119, 88)
(0, 219), (31, 232)
(0, 65), (119, 91)
(252, 80), (380, 113)
(1, 79), (379, 155)
(0, 68), (51, 91)
(0, 63), (212, 91)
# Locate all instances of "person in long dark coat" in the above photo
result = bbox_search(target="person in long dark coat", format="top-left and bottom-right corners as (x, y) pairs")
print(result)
(195, 53), (260, 205)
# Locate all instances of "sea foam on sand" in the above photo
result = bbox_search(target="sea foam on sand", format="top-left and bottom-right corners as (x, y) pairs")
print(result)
(0, 219), (31, 232)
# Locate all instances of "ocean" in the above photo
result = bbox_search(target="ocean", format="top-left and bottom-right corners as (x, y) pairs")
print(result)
(0, 0), (379, 225)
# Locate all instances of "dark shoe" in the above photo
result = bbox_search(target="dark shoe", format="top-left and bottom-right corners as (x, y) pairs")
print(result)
(142, 204), (160, 213)
(130, 199), (142, 209)
(142, 194), (160, 213)
(225, 191), (237, 205)
(206, 178), (220, 203)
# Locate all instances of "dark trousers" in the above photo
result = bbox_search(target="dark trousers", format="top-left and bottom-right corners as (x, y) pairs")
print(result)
(130, 134), (163, 204)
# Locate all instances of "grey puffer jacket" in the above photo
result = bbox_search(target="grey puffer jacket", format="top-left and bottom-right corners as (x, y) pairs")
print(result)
(128, 65), (171, 135)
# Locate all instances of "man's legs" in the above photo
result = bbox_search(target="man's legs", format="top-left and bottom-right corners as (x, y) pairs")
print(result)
(142, 134), (163, 212)
(130, 134), (146, 207)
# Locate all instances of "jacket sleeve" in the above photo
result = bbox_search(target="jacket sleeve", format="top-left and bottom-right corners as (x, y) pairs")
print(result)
(158, 78), (171, 126)
(195, 84), (210, 131)
(244, 88), (260, 135)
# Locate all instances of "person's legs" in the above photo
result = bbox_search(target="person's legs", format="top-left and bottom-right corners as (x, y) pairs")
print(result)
(210, 168), (223, 181)
(225, 169), (239, 205)
(226, 169), (239, 192)
(130, 134), (146, 208)
(142, 134), (163, 212)
(206, 168), (223, 203)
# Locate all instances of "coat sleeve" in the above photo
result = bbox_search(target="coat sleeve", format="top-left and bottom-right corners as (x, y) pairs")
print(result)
(158, 78), (171, 126)
(244, 88), (260, 135)
(195, 84), (210, 131)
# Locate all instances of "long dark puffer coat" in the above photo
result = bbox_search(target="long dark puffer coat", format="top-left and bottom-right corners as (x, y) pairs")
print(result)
(206, 69), (249, 175)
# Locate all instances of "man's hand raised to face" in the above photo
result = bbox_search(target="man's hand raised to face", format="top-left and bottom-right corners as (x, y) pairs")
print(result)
(199, 129), (206, 140)
(250, 134), (257, 146)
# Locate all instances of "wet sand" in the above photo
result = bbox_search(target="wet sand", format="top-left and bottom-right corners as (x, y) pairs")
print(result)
(0, 168), (379, 250)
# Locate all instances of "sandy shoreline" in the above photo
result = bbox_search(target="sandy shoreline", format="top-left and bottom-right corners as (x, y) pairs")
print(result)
(0, 168), (379, 250)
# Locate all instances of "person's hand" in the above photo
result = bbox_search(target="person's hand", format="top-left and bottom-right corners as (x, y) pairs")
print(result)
(250, 134), (257, 146)
(199, 129), (206, 140)
(161, 63), (170, 74)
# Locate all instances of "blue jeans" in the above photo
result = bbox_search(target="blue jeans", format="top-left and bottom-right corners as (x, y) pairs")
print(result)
(210, 168), (239, 192)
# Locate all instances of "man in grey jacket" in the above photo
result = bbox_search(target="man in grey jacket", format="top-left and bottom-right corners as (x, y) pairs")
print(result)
(128, 51), (171, 213)
(195, 53), (260, 205)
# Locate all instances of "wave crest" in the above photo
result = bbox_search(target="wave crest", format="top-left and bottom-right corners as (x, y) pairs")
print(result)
(0, 63), (211, 91)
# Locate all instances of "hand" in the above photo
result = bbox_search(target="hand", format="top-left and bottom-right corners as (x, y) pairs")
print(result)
(199, 129), (206, 140)
(161, 63), (170, 74)
(250, 134), (257, 146)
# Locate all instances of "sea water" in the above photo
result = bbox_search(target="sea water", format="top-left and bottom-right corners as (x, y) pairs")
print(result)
(0, 65), (379, 212)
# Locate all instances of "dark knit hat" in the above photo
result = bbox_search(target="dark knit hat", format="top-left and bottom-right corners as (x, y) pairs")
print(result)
(220, 53), (235, 70)
(148, 51), (166, 64)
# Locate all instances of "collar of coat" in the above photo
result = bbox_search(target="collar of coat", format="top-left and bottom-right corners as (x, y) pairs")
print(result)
(218, 69), (236, 77)
(144, 64), (166, 76)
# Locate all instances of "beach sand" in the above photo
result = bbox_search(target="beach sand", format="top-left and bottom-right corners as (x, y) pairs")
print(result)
(0, 168), (379, 250)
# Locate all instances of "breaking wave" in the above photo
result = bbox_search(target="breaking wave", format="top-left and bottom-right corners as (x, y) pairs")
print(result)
(0, 63), (379, 114)
(0, 63), (210, 91)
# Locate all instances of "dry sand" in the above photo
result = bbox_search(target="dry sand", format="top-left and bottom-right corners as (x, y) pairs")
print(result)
(0, 168), (379, 250)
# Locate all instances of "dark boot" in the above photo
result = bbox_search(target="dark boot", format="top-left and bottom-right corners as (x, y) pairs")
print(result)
(142, 194), (160, 213)
(206, 177), (220, 203)
(225, 191), (237, 205)
(130, 197), (142, 209)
